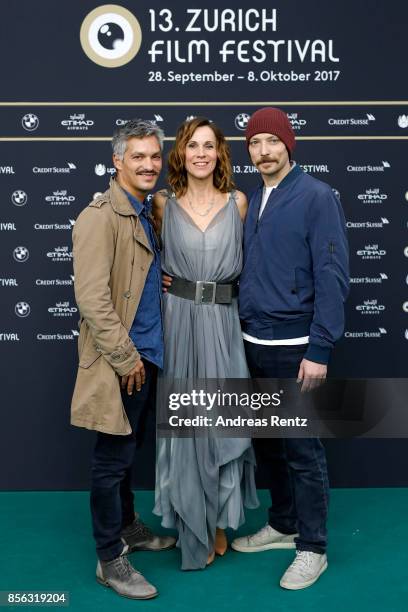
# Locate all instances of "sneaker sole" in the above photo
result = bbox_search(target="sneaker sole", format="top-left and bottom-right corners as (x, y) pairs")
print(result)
(231, 541), (296, 553)
(96, 577), (158, 599)
(279, 560), (328, 590)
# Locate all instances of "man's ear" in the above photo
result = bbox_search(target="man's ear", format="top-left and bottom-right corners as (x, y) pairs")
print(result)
(113, 154), (122, 173)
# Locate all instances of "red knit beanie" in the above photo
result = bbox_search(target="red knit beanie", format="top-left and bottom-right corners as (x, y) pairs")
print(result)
(245, 107), (296, 155)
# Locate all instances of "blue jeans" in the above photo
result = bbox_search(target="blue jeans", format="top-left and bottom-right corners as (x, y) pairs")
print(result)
(244, 341), (329, 554)
(90, 360), (157, 561)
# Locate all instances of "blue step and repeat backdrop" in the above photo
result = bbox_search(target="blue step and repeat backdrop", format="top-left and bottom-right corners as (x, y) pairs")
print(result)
(1, 0), (407, 489)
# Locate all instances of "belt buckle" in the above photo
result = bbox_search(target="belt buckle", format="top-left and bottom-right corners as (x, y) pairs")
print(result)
(195, 281), (216, 305)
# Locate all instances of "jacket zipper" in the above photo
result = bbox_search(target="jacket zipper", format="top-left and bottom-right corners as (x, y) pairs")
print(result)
(256, 187), (276, 233)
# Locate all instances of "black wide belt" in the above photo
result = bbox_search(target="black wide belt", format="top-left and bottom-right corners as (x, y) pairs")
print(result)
(167, 277), (238, 305)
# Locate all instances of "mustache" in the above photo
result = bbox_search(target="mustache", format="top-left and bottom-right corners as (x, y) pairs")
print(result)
(256, 157), (277, 164)
(136, 170), (159, 175)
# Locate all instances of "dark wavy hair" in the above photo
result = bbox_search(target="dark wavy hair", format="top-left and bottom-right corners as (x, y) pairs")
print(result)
(167, 117), (235, 196)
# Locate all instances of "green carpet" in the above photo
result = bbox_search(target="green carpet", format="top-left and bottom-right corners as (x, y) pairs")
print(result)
(0, 489), (407, 611)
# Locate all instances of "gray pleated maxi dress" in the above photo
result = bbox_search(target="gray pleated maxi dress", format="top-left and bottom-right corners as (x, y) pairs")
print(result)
(153, 192), (259, 570)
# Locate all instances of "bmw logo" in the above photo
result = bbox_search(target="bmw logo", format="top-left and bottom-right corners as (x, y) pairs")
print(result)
(13, 246), (30, 262)
(21, 113), (39, 132)
(11, 190), (28, 207)
(235, 113), (251, 131)
(15, 302), (31, 318)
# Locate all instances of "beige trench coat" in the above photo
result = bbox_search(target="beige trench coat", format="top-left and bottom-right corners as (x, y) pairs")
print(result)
(71, 178), (154, 435)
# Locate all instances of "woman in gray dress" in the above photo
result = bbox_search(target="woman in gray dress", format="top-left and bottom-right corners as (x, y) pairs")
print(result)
(152, 117), (258, 570)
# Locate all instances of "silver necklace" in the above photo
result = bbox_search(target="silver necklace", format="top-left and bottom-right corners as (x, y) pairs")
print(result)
(187, 193), (216, 217)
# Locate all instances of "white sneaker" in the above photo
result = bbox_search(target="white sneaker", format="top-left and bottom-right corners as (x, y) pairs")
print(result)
(231, 524), (298, 553)
(280, 550), (328, 590)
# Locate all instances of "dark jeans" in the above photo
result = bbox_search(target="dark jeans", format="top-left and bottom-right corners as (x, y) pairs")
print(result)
(90, 360), (157, 561)
(244, 341), (329, 554)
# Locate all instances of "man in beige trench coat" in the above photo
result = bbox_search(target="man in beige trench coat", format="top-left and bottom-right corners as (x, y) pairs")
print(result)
(71, 119), (175, 600)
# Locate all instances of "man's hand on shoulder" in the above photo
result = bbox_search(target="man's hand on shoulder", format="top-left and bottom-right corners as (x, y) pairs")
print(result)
(297, 358), (327, 392)
(121, 359), (146, 394)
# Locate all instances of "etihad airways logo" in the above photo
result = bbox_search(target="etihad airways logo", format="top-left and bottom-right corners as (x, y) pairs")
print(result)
(357, 188), (388, 204)
(61, 113), (94, 131)
(48, 301), (78, 317)
(355, 299), (385, 315)
(45, 190), (76, 206)
(287, 112), (307, 130)
(356, 243), (386, 260)
(46, 246), (73, 262)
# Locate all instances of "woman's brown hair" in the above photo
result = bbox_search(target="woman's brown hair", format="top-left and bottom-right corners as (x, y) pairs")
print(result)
(167, 117), (235, 197)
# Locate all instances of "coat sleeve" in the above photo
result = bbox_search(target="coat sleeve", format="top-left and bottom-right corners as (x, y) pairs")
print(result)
(72, 205), (139, 376)
(304, 188), (350, 365)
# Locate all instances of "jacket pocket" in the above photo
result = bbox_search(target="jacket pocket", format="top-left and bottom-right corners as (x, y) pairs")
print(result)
(78, 322), (101, 368)
(294, 267), (315, 304)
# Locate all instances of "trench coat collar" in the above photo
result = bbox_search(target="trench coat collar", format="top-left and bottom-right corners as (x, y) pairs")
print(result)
(109, 177), (139, 217)
(108, 178), (153, 254)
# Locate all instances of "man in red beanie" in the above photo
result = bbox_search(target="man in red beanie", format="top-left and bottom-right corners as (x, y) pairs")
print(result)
(231, 107), (349, 590)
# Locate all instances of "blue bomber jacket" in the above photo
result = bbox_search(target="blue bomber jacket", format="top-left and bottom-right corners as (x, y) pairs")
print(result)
(239, 164), (350, 365)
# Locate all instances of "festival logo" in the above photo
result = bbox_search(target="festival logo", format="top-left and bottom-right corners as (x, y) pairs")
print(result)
(0, 279), (18, 287)
(80, 5), (142, 68)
